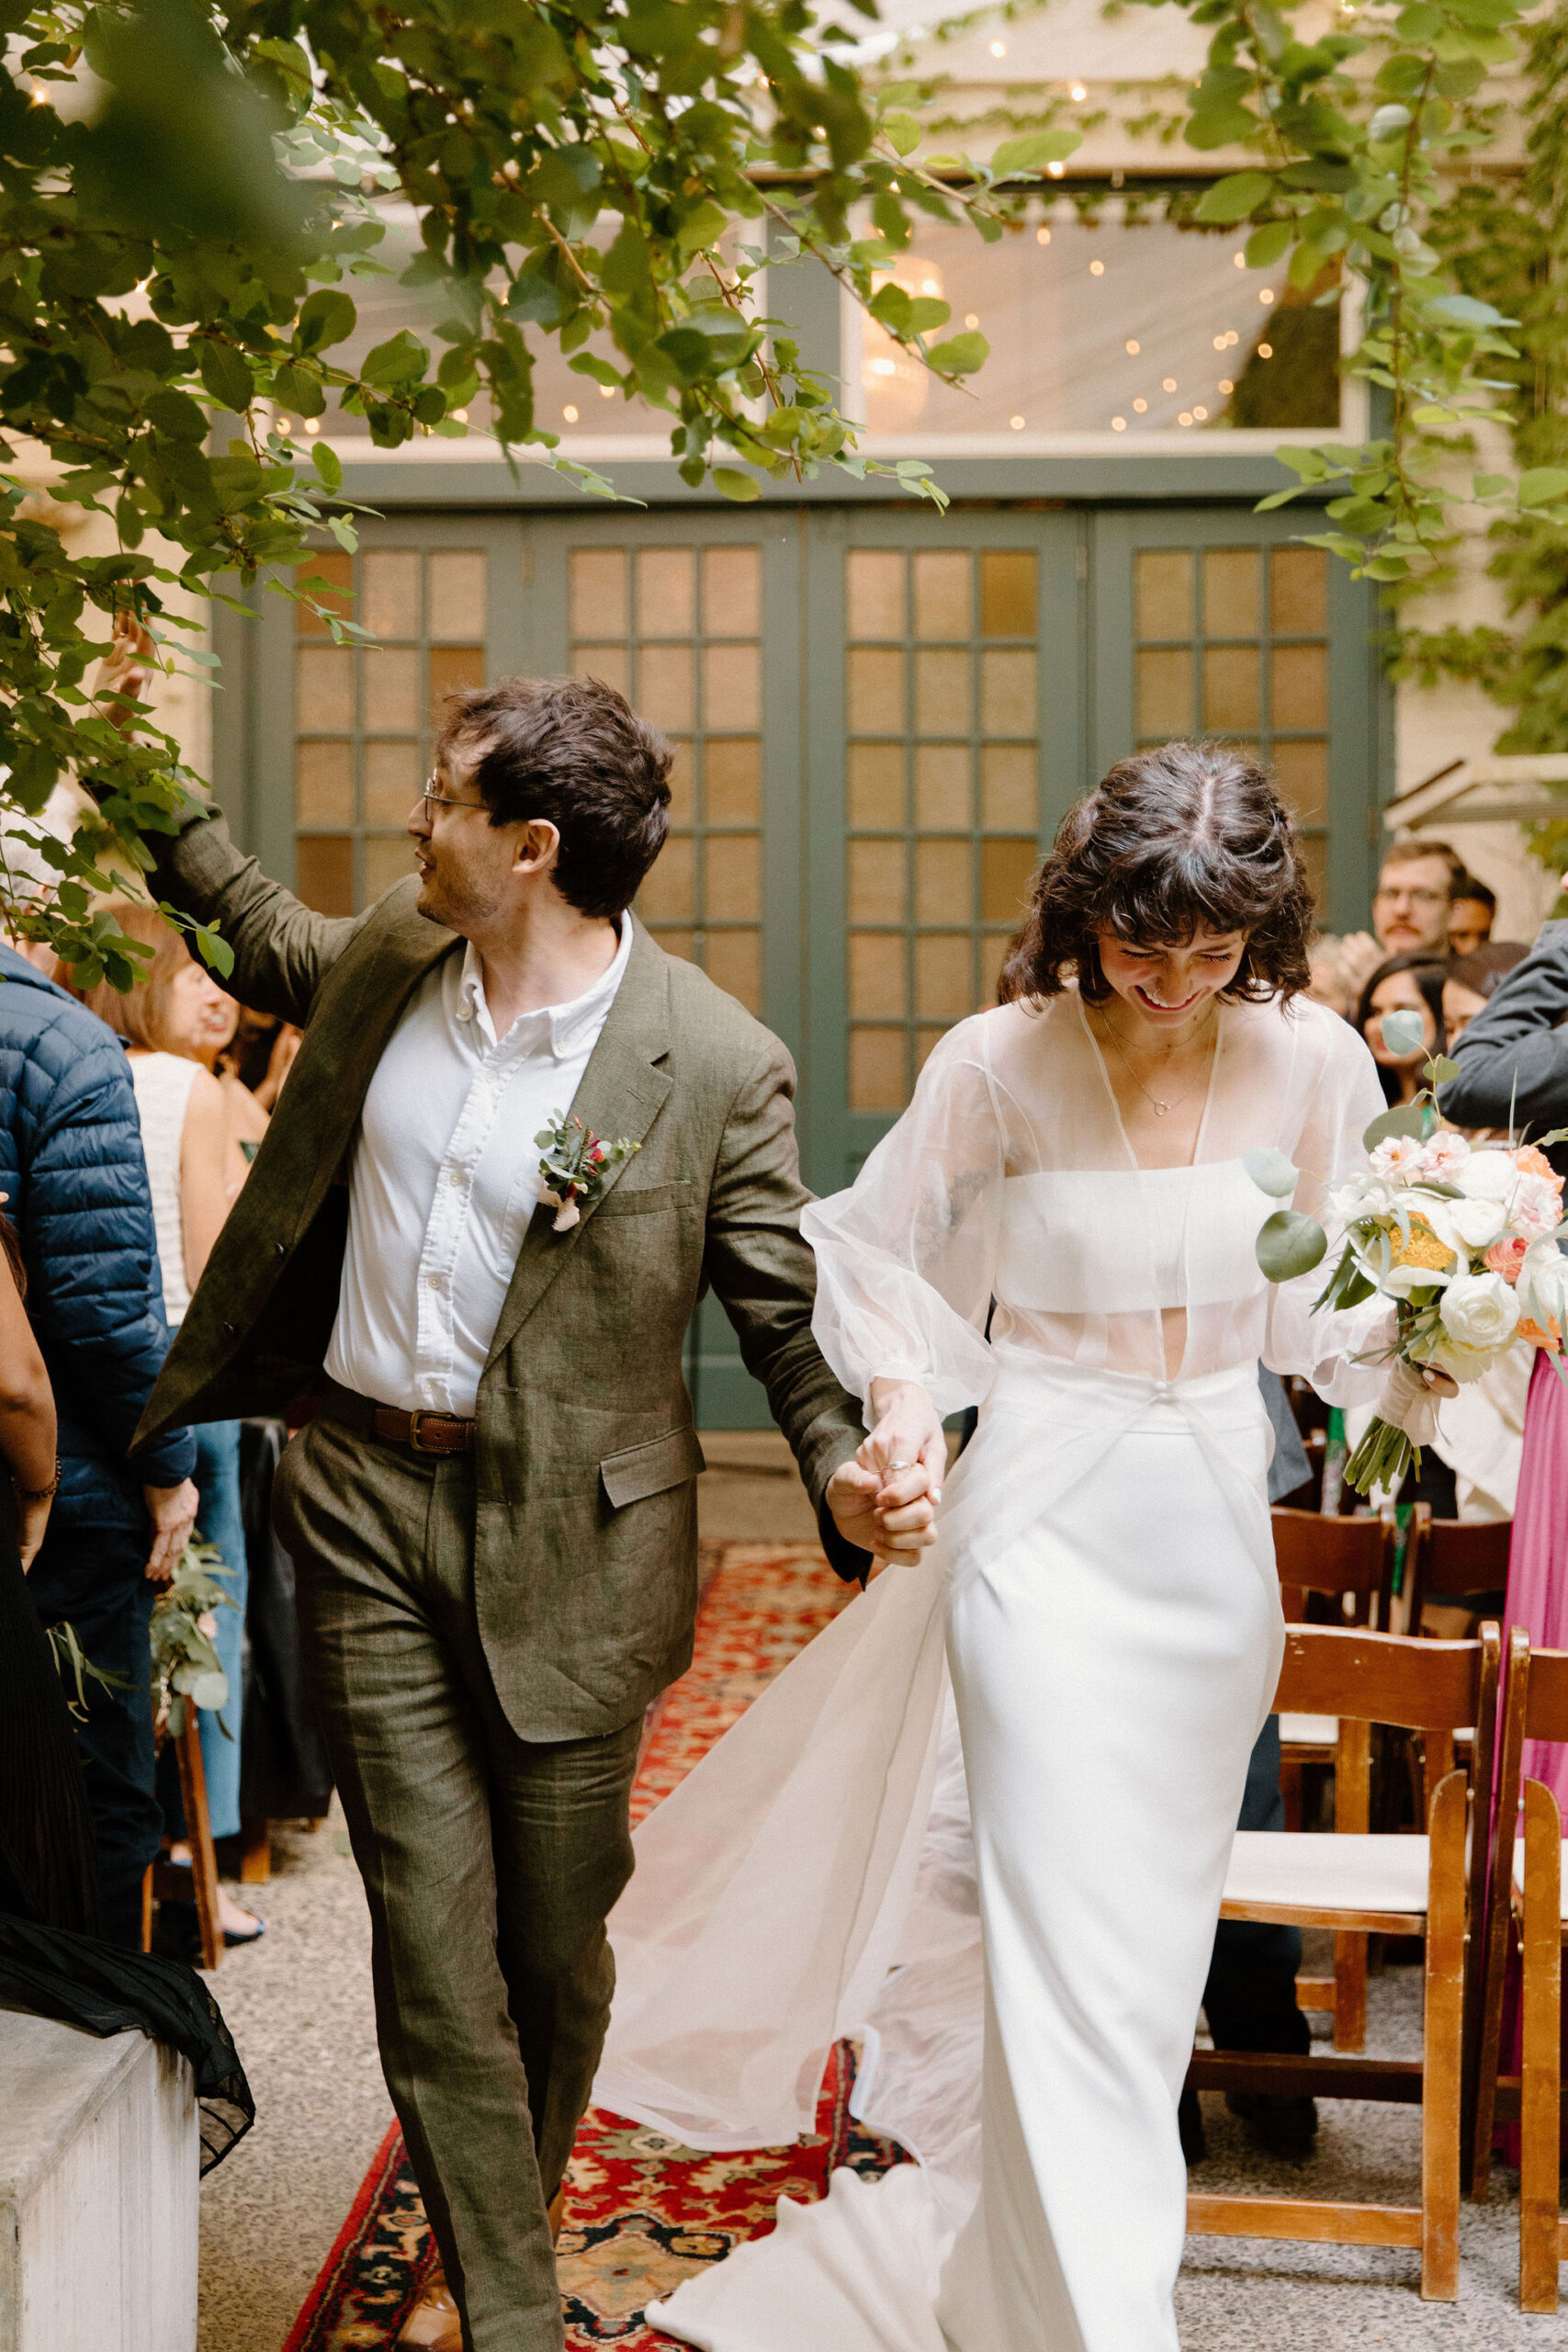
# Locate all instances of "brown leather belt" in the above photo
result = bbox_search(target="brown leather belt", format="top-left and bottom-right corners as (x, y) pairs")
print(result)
(371, 1406), (476, 1455)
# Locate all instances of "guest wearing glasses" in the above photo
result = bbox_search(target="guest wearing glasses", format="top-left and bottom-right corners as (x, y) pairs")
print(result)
(1338, 837), (1467, 1006)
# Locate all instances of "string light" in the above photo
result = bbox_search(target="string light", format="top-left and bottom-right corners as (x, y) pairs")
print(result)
(887, 180), (900, 192)
(1234, 253), (1247, 269)
(1070, 82), (1088, 101)
(563, 403), (580, 422)
(1125, 338), (1140, 356)
(871, 356), (897, 376)
(1179, 412), (1193, 426)
(990, 38), (1007, 54)
(965, 312), (979, 328)
(1111, 415), (1126, 430)
(1133, 398), (1148, 413)
(919, 277), (941, 294)
(1213, 335), (1227, 351)
(1089, 259), (1105, 277)
(1047, 161), (1065, 177)
(1259, 287), (1275, 304)
(1192, 405), (1208, 421)
(1036, 226), (1052, 244)
(451, 408), (468, 423)
(599, 382), (615, 398)
(304, 418), (321, 435)
(1217, 379), (1234, 395)
(1010, 414), (1025, 429)
(1163, 377), (1177, 392)
(1258, 342), (1273, 359)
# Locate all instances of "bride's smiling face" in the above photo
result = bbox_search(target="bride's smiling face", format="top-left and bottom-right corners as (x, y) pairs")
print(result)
(1095, 926), (1248, 1029)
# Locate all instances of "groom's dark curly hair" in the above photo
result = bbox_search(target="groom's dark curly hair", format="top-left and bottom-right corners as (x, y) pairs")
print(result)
(1000, 740), (1314, 1007)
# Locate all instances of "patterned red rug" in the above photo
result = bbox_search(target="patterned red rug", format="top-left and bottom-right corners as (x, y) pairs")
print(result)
(283, 1542), (906, 2352)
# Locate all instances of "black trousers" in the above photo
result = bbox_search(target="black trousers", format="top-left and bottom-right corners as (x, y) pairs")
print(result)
(1202, 1713), (1309, 2056)
(28, 1521), (161, 1950)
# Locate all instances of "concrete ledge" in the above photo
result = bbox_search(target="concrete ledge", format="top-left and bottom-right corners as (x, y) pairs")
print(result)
(0, 2008), (197, 2352)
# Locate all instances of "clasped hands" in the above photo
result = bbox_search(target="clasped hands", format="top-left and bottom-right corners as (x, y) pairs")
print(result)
(825, 1377), (947, 1575)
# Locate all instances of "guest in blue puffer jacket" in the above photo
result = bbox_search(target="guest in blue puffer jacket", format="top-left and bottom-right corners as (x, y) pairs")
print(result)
(0, 943), (198, 1946)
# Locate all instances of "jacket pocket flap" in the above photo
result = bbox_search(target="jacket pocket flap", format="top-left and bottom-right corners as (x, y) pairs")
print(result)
(593, 1181), (691, 1217)
(600, 1425), (706, 1510)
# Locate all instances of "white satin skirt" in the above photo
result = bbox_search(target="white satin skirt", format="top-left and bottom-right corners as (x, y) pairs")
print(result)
(597, 1356), (1285, 2352)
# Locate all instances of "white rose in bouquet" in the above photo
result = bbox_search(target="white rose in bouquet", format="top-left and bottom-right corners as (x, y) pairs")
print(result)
(1517, 1238), (1568, 1345)
(1455, 1150), (1519, 1204)
(1426, 1192), (1509, 1254)
(1438, 1270), (1520, 1356)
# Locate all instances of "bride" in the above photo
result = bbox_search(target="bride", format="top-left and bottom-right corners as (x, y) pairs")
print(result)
(592, 741), (1428, 2350)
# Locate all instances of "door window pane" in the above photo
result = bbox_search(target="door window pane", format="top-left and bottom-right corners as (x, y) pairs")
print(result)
(296, 835), (353, 917)
(914, 552), (971, 640)
(981, 550), (1036, 639)
(295, 740), (353, 829)
(427, 550), (487, 642)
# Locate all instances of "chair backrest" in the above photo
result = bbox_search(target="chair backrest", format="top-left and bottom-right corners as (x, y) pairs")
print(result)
(1271, 1508), (1397, 1628)
(1405, 1508), (1512, 1623)
(1524, 1645), (1568, 1747)
(1273, 1623), (1499, 1750)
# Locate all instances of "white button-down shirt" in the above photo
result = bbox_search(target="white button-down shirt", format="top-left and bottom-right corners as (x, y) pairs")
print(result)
(324, 914), (632, 1415)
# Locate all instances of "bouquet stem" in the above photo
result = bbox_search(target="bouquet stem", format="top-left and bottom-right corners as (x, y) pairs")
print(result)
(1342, 1414), (1418, 1501)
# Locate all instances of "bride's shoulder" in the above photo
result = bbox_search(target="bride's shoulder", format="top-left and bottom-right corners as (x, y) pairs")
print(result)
(1238, 989), (1372, 1078)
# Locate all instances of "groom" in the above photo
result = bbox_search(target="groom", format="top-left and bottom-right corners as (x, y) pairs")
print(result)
(130, 673), (898, 2351)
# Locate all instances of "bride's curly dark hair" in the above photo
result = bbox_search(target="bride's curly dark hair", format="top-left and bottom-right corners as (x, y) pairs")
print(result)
(999, 741), (1314, 1008)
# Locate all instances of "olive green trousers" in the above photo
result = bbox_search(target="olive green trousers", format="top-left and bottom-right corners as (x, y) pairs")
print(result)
(274, 1413), (642, 2352)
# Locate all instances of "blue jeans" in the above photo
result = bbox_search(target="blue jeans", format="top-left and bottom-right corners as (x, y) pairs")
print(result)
(193, 1421), (248, 1841)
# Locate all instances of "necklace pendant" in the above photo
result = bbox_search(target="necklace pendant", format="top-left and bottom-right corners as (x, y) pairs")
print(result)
(1153, 1100), (1170, 1116)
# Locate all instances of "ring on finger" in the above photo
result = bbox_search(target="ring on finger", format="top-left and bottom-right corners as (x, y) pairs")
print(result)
(887, 1458), (912, 1471)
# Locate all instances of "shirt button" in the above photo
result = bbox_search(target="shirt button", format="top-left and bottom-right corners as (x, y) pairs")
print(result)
(456, 1003), (473, 1023)
(427, 1274), (444, 1292)
(448, 1170), (464, 1188)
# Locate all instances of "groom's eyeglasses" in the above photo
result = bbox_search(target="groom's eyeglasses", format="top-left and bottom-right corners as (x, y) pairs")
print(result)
(421, 775), (487, 818)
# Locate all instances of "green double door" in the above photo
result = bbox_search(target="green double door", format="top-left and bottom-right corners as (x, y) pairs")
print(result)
(243, 500), (1381, 1424)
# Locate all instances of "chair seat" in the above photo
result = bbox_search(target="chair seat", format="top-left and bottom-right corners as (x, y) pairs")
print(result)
(1510, 1836), (1568, 1919)
(1279, 1712), (1337, 1747)
(1224, 1830), (1429, 1920)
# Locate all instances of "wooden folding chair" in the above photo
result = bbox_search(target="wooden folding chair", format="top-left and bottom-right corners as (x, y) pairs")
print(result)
(143, 1711), (224, 1973)
(1404, 1508), (1512, 1806)
(1187, 1623), (1500, 2301)
(1472, 1631), (1568, 2309)
(1272, 1508), (1400, 2048)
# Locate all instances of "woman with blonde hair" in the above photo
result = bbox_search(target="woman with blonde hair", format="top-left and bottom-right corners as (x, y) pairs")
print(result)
(70, 901), (262, 1944)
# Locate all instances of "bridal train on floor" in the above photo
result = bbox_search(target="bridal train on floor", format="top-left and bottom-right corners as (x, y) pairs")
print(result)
(592, 991), (1389, 2350)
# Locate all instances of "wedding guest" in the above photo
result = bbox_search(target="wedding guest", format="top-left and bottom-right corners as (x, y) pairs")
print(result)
(1304, 932), (1353, 1018)
(1447, 873), (1496, 959)
(1337, 836), (1466, 1003)
(0, 942), (197, 1946)
(70, 903), (263, 1946)
(1354, 951), (1448, 1106)
(1441, 940), (1528, 1046)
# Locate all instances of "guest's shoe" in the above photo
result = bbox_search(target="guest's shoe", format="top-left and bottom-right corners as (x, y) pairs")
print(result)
(395, 2189), (570, 2349)
(1224, 2090), (1318, 2151)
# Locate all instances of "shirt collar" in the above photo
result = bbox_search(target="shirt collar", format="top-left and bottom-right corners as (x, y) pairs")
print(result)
(456, 911), (632, 1056)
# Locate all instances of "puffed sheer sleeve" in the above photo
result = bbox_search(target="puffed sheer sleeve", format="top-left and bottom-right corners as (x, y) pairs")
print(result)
(801, 1022), (1006, 1419)
(1262, 1009), (1394, 1406)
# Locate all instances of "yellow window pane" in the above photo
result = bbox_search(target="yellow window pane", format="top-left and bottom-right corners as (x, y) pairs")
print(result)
(639, 643), (695, 734)
(705, 833), (761, 922)
(361, 549), (421, 639)
(296, 645), (354, 733)
(575, 642), (629, 696)
(571, 548), (627, 640)
(846, 549), (905, 639)
(363, 834), (415, 905)
(296, 549), (354, 636)
(980, 550), (1036, 639)
(916, 933), (972, 1022)
(364, 740), (422, 828)
(1136, 647), (1192, 737)
(1270, 737), (1328, 829)
(1135, 549), (1192, 641)
(848, 742), (905, 831)
(848, 646), (906, 735)
(916, 744), (971, 831)
(705, 737), (761, 826)
(916, 650), (972, 739)
(981, 743), (1036, 832)
(1271, 642), (1328, 731)
(850, 1027), (908, 1114)
(427, 550), (487, 642)
(295, 741), (353, 829)
(666, 741), (697, 828)
(1270, 546), (1328, 636)
(703, 546), (761, 638)
(705, 928), (762, 1013)
(1296, 831), (1327, 913)
(637, 547), (696, 639)
(848, 838), (906, 925)
(296, 834), (354, 917)
(649, 926), (695, 965)
(913, 551), (971, 640)
(982, 837), (1038, 925)
(916, 837), (970, 925)
(355, 644), (420, 734)
(638, 834), (695, 923)
(980, 649), (1036, 738)
(978, 931), (1010, 1009)
(703, 642), (760, 732)
(1201, 548), (1261, 639)
(429, 644), (485, 729)
(914, 1025), (948, 1077)
(850, 933), (907, 1019)
(1202, 644), (1261, 733)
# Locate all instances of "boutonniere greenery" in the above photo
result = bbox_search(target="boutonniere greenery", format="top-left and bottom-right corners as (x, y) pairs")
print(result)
(536, 1110), (641, 1232)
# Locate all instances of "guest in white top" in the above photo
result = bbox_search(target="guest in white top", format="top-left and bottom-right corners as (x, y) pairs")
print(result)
(71, 900), (261, 1944)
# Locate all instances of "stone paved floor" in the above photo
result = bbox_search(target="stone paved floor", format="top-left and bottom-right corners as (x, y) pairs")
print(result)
(195, 1437), (1556, 2350)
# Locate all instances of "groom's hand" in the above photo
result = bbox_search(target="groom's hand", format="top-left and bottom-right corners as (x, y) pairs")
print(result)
(826, 1378), (946, 1576)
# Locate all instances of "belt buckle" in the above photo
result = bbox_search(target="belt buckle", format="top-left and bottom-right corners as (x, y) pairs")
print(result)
(407, 1410), (445, 1453)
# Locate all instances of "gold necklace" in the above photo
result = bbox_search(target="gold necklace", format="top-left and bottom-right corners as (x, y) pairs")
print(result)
(1096, 1001), (1217, 1118)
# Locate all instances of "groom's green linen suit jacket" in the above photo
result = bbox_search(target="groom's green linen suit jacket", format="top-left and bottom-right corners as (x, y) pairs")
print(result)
(135, 804), (867, 1741)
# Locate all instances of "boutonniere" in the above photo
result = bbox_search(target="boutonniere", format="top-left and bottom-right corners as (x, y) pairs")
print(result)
(536, 1110), (641, 1232)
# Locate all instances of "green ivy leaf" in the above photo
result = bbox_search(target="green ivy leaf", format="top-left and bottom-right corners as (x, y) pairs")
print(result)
(990, 130), (1081, 177)
(197, 339), (254, 413)
(1245, 220), (1292, 268)
(1195, 171), (1275, 224)
(924, 332), (988, 375)
(295, 288), (358, 355)
(883, 112), (921, 157)
(712, 467), (761, 502)
(1519, 467), (1568, 507)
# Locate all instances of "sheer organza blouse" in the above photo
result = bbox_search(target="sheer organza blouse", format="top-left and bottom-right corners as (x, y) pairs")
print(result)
(802, 989), (1391, 1415)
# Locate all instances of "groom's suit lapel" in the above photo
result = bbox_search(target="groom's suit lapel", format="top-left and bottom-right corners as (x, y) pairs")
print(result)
(484, 920), (673, 1367)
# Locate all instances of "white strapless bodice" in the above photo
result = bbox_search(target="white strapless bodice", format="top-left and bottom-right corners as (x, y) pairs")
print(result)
(995, 1159), (1271, 1318)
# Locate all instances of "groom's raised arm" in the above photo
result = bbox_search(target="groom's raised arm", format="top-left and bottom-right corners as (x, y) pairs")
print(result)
(704, 1036), (871, 1579)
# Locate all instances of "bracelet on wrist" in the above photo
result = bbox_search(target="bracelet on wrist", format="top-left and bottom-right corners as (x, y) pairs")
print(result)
(13, 1459), (62, 1505)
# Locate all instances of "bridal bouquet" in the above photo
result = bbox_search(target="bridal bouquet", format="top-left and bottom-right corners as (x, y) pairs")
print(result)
(1247, 1012), (1568, 1497)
